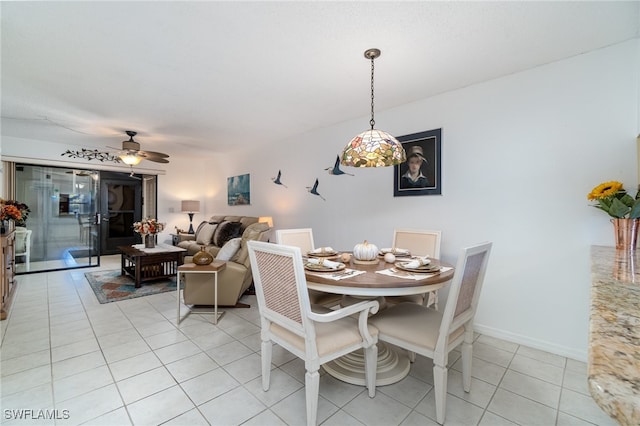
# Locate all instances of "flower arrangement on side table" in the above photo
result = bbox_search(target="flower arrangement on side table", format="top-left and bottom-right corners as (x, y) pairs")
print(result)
(588, 181), (640, 250)
(133, 218), (165, 248)
(0, 199), (31, 231)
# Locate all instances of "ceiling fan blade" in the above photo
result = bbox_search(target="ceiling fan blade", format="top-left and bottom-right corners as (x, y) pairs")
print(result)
(145, 157), (169, 164)
(138, 150), (169, 158)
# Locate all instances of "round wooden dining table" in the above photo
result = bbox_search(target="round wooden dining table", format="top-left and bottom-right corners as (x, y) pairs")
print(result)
(304, 257), (454, 386)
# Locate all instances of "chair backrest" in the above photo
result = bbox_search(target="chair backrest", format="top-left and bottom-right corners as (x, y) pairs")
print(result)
(437, 242), (492, 349)
(275, 228), (315, 254)
(248, 240), (316, 345)
(393, 228), (441, 258)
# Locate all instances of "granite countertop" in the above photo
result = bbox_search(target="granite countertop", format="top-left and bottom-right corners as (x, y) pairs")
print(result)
(589, 246), (640, 426)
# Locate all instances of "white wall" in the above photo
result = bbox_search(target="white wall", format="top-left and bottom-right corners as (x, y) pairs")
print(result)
(2, 39), (638, 360)
(209, 40), (639, 361)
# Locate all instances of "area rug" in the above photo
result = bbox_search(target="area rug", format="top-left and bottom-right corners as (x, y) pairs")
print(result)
(85, 269), (180, 304)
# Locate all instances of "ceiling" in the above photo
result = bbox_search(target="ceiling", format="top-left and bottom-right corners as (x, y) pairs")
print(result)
(2, 1), (638, 158)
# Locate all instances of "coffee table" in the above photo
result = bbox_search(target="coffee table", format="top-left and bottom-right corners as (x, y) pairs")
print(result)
(118, 244), (186, 288)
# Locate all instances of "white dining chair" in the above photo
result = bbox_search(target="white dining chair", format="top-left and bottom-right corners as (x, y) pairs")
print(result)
(247, 240), (379, 426)
(369, 241), (492, 425)
(275, 228), (343, 308)
(387, 228), (442, 307)
(14, 227), (32, 269)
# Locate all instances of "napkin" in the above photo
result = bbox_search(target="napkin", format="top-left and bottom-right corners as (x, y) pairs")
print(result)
(380, 248), (410, 255)
(310, 247), (335, 254)
(307, 257), (341, 269)
(402, 256), (431, 269)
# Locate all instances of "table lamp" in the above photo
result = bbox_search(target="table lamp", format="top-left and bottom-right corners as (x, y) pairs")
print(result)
(181, 200), (200, 234)
(258, 216), (274, 228)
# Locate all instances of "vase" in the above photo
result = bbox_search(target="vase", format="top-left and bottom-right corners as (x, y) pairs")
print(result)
(611, 218), (639, 251)
(144, 234), (156, 249)
(193, 246), (214, 265)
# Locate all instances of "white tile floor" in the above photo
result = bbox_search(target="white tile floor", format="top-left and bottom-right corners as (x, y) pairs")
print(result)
(0, 255), (617, 426)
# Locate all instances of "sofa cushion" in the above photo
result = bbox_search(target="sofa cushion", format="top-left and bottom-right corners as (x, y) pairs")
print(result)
(216, 237), (241, 261)
(213, 221), (243, 247)
(196, 222), (218, 245)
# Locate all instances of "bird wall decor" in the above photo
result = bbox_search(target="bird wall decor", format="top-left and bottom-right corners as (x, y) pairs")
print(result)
(271, 170), (287, 187)
(306, 178), (326, 201)
(325, 155), (354, 176)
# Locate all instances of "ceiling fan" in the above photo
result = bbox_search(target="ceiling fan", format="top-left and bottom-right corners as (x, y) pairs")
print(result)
(109, 131), (169, 165)
(61, 130), (170, 165)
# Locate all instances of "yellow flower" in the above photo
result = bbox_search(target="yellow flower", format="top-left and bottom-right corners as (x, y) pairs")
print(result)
(587, 181), (623, 200)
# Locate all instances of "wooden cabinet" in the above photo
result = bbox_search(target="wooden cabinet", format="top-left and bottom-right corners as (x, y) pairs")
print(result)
(1, 230), (16, 320)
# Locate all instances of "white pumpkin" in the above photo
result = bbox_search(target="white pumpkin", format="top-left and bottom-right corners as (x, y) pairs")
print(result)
(353, 240), (379, 261)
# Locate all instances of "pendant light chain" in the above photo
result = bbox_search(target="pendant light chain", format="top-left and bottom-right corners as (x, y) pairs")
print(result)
(370, 55), (376, 129)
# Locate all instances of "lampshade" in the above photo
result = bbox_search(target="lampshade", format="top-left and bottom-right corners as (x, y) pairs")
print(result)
(341, 48), (406, 168)
(181, 200), (200, 213)
(119, 153), (143, 166)
(258, 216), (274, 228)
(341, 129), (406, 167)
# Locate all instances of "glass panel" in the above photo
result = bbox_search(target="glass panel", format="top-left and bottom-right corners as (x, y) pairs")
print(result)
(14, 164), (100, 274)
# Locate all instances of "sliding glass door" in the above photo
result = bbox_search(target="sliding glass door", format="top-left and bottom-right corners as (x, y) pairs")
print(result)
(14, 164), (100, 273)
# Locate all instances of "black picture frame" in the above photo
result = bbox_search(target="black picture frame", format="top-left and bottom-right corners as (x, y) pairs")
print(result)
(393, 128), (442, 197)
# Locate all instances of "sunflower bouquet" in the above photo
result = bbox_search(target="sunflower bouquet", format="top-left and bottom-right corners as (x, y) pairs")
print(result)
(587, 181), (640, 219)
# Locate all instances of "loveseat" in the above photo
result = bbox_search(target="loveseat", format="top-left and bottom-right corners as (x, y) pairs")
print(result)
(178, 215), (272, 307)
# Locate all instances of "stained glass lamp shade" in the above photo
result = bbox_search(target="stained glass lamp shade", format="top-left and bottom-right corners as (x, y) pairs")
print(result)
(341, 129), (406, 167)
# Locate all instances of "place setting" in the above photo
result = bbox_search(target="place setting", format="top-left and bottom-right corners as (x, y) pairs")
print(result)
(307, 246), (341, 260)
(377, 256), (452, 280)
(304, 256), (365, 281)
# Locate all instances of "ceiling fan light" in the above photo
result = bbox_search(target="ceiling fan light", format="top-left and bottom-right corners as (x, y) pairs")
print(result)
(341, 129), (406, 167)
(120, 153), (143, 166)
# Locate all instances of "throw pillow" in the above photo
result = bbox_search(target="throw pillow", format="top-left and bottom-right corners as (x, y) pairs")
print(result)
(194, 221), (208, 236)
(213, 221), (243, 247)
(215, 237), (241, 261)
(196, 223), (218, 245)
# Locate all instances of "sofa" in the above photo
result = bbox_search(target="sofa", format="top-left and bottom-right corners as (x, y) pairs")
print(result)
(177, 215), (272, 307)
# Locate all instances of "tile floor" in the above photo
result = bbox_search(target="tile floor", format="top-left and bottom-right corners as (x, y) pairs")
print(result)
(1, 255), (617, 426)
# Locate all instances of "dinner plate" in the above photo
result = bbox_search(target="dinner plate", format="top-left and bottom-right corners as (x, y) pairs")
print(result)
(308, 251), (339, 257)
(394, 261), (441, 273)
(304, 262), (346, 272)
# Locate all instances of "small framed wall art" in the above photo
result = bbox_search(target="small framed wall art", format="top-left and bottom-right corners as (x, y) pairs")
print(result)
(227, 173), (251, 205)
(393, 128), (442, 197)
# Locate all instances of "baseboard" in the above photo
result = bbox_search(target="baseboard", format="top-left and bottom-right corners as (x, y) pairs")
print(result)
(474, 323), (588, 362)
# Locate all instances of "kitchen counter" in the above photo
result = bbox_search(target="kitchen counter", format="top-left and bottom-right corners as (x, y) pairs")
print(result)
(589, 246), (640, 426)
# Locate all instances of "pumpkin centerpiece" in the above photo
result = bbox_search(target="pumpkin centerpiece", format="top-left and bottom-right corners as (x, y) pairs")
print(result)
(352, 240), (379, 265)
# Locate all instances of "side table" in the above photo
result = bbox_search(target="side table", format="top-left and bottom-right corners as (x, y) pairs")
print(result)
(177, 261), (226, 325)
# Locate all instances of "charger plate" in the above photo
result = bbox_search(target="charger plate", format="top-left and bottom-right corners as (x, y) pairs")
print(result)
(394, 261), (441, 273)
(305, 262), (346, 272)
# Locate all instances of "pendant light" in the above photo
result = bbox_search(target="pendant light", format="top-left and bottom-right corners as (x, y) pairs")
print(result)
(341, 48), (406, 167)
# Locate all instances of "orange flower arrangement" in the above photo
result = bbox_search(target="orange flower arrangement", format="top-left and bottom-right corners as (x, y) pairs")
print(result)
(0, 204), (22, 222)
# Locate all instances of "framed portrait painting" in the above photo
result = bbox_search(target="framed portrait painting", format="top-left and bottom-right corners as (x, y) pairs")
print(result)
(227, 173), (251, 206)
(393, 128), (442, 197)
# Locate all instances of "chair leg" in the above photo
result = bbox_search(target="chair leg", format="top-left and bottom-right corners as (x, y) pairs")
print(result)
(461, 337), (473, 393)
(364, 344), (378, 397)
(305, 369), (320, 426)
(261, 340), (272, 391)
(433, 362), (448, 425)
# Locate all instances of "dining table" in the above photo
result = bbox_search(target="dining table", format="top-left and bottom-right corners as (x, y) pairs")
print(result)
(304, 254), (454, 386)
